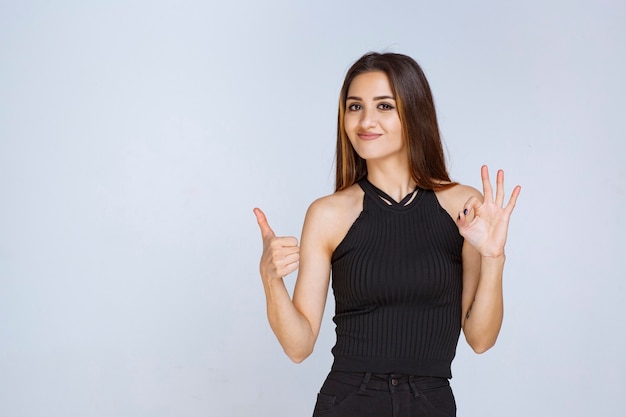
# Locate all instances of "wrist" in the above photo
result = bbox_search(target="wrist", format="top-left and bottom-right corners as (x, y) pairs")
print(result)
(481, 252), (505, 258)
(265, 274), (285, 287)
(480, 253), (506, 264)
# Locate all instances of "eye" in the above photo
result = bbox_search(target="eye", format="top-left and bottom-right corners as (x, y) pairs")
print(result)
(347, 103), (361, 111)
(377, 102), (395, 110)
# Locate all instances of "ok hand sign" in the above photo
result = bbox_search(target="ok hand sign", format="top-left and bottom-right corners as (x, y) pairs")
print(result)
(456, 166), (521, 257)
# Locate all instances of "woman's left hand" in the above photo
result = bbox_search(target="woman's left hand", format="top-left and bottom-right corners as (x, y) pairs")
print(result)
(457, 165), (521, 257)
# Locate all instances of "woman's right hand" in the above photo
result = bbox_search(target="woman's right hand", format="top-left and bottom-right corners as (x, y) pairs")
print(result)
(253, 208), (300, 282)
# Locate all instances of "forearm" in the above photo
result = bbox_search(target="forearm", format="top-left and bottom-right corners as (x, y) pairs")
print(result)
(463, 255), (505, 353)
(263, 277), (316, 363)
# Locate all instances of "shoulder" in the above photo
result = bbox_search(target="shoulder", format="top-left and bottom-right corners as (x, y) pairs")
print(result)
(434, 182), (483, 219)
(309, 184), (363, 212)
(303, 184), (364, 251)
(437, 182), (482, 203)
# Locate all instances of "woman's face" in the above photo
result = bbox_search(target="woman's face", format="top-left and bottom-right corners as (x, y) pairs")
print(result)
(344, 71), (404, 163)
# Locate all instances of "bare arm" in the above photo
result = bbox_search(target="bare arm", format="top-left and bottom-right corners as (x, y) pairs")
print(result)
(460, 244), (506, 353)
(254, 201), (333, 363)
(457, 166), (521, 353)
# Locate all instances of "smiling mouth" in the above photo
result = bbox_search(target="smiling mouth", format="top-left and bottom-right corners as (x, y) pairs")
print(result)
(358, 133), (382, 140)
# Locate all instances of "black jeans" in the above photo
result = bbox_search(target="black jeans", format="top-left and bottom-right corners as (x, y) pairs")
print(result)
(312, 371), (456, 417)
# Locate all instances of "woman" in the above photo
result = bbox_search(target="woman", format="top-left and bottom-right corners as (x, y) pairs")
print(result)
(253, 52), (521, 417)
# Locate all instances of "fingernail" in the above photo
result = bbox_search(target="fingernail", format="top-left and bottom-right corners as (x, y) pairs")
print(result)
(463, 209), (468, 215)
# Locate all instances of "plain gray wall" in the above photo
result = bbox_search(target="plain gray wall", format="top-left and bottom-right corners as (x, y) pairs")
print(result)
(1, 0), (624, 416)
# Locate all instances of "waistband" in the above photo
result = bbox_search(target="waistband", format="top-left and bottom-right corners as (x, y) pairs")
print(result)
(326, 371), (449, 398)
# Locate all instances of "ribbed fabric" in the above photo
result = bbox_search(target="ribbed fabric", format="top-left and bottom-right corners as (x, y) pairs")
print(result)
(330, 178), (464, 378)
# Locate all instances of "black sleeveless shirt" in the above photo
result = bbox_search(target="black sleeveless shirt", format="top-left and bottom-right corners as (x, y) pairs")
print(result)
(330, 178), (464, 378)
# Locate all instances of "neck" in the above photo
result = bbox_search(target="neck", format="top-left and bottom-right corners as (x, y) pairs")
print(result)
(365, 160), (416, 203)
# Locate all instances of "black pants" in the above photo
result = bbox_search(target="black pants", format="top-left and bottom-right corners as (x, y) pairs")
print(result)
(312, 371), (456, 417)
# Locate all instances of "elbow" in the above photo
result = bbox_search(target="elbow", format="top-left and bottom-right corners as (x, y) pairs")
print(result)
(469, 339), (496, 354)
(284, 346), (313, 364)
(288, 354), (308, 364)
(464, 323), (501, 354)
(471, 344), (492, 354)
(274, 326), (316, 363)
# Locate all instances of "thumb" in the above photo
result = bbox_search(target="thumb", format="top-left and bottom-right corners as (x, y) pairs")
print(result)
(253, 207), (276, 238)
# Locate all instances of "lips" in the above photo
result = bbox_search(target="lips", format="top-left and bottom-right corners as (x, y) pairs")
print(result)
(357, 132), (382, 141)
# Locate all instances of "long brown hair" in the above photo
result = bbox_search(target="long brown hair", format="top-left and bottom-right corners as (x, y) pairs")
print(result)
(335, 52), (455, 192)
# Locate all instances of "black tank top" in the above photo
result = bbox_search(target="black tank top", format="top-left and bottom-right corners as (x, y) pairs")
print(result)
(330, 178), (464, 378)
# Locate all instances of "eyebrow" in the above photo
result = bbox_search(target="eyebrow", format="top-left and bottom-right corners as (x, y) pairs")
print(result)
(346, 95), (396, 101)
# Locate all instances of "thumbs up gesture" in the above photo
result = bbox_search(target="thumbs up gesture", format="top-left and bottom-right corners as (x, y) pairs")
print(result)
(253, 208), (300, 281)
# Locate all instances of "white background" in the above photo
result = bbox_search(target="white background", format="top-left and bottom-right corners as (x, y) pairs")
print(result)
(1, 0), (625, 416)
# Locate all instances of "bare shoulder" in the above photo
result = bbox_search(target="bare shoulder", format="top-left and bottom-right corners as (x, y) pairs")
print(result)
(434, 182), (483, 220)
(304, 184), (364, 252)
(309, 184), (363, 211)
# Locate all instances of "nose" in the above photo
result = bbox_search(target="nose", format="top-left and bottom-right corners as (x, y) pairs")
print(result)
(359, 107), (377, 129)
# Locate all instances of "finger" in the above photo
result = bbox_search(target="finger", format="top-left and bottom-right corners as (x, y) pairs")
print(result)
(253, 207), (276, 239)
(481, 165), (494, 202)
(280, 251), (300, 267)
(462, 195), (482, 215)
(270, 237), (300, 253)
(504, 185), (522, 214)
(495, 169), (505, 207)
(456, 208), (468, 228)
(277, 260), (299, 277)
(457, 196), (481, 227)
(272, 250), (300, 277)
(281, 237), (299, 248)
